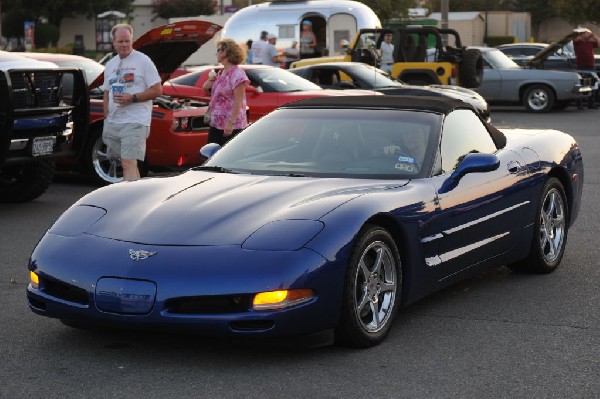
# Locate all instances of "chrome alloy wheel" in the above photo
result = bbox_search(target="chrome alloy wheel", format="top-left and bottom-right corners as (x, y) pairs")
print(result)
(526, 88), (550, 111)
(91, 135), (123, 184)
(539, 187), (566, 264)
(353, 241), (397, 333)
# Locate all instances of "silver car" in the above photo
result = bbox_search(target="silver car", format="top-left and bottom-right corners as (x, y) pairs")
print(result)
(474, 47), (592, 112)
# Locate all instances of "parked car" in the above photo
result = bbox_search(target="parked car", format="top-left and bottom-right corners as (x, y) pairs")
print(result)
(496, 41), (600, 104)
(0, 52), (88, 202)
(22, 21), (222, 184)
(474, 46), (593, 112)
(28, 95), (583, 347)
(288, 61), (490, 121)
(163, 64), (381, 122)
(496, 41), (600, 72)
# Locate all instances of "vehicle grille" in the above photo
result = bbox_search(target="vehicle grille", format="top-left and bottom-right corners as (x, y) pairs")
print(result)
(164, 294), (252, 314)
(42, 278), (90, 305)
(9, 70), (62, 109)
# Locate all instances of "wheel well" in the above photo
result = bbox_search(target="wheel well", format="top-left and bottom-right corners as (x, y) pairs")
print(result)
(364, 214), (410, 303)
(548, 167), (574, 225)
(519, 83), (555, 101)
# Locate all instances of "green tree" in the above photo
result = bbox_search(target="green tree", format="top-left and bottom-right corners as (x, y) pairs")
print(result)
(13, 0), (134, 31)
(152, 0), (216, 19)
(361, 0), (417, 23)
(552, 0), (600, 26)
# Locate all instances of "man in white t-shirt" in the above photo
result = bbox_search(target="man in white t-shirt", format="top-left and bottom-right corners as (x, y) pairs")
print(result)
(251, 31), (268, 64)
(264, 33), (281, 67)
(379, 33), (395, 73)
(103, 23), (162, 181)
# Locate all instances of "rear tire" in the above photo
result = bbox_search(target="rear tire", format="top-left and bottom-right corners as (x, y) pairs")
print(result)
(508, 178), (568, 274)
(0, 159), (55, 203)
(336, 225), (401, 347)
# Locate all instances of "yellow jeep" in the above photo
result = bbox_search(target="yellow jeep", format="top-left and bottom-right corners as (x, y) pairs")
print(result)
(291, 26), (483, 88)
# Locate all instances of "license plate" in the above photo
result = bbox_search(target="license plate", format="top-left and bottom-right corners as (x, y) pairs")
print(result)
(32, 136), (56, 157)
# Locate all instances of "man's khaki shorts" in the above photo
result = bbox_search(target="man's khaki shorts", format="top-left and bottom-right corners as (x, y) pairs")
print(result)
(102, 121), (150, 161)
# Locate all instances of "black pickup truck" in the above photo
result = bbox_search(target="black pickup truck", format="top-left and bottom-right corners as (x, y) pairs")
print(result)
(0, 53), (89, 202)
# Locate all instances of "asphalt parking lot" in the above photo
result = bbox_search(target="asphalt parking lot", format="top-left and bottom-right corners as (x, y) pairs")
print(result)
(1, 105), (598, 398)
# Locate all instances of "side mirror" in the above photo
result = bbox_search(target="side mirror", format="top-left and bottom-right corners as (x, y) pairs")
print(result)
(439, 152), (500, 194)
(199, 143), (222, 160)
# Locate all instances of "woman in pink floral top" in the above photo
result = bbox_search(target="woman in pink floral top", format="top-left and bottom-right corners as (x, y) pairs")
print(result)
(203, 39), (249, 145)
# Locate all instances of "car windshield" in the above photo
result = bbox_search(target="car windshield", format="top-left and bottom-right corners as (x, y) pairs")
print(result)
(345, 64), (403, 88)
(247, 68), (322, 92)
(203, 108), (441, 179)
(483, 49), (521, 69)
(54, 60), (105, 84)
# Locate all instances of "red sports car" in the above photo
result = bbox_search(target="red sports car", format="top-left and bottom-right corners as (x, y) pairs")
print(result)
(163, 64), (381, 122)
(20, 21), (222, 184)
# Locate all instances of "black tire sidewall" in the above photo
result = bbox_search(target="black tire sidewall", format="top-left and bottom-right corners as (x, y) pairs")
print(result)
(459, 48), (483, 88)
(523, 85), (555, 112)
(336, 225), (401, 347)
(511, 177), (569, 274)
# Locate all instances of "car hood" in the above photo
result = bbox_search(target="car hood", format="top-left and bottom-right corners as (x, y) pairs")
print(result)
(90, 20), (222, 89)
(528, 32), (579, 67)
(77, 170), (406, 246)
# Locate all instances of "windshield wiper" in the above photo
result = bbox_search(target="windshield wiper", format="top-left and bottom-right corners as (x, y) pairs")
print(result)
(271, 172), (308, 177)
(194, 165), (238, 174)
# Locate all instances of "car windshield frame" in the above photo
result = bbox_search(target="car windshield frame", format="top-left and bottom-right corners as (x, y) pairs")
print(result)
(203, 107), (442, 180)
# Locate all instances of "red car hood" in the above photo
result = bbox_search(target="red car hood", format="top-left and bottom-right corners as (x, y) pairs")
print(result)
(90, 20), (222, 89)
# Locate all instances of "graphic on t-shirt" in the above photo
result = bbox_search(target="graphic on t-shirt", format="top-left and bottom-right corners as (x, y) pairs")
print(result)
(122, 72), (135, 83)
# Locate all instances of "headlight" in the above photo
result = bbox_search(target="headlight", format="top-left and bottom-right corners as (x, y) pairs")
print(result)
(242, 220), (324, 251)
(253, 289), (314, 311)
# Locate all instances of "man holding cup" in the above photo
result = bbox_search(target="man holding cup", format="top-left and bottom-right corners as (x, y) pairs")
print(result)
(102, 23), (162, 181)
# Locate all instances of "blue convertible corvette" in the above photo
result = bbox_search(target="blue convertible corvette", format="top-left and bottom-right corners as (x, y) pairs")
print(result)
(27, 96), (583, 347)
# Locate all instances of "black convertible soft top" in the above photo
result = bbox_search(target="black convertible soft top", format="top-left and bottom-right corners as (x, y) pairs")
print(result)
(282, 95), (506, 149)
(283, 95), (472, 114)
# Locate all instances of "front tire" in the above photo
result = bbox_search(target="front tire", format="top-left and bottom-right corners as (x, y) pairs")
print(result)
(509, 178), (568, 274)
(0, 159), (55, 203)
(523, 84), (555, 112)
(336, 225), (401, 347)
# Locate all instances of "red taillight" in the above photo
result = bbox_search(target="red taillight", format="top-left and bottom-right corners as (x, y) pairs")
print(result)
(451, 67), (457, 78)
(177, 155), (185, 167)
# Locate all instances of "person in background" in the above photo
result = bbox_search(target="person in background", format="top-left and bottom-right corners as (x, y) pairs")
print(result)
(379, 33), (394, 73)
(264, 33), (281, 67)
(245, 39), (253, 64)
(203, 39), (249, 145)
(102, 23), (162, 181)
(573, 28), (600, 109)
(338, 39), (349, 55)
(251, 31), (268, 65)
(299, 21), (317, 58)
(283, 40), (300, 68)
(321, 48), (330, 57)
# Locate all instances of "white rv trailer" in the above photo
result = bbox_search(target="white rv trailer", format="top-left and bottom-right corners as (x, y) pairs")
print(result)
(221, 0), (381, 57)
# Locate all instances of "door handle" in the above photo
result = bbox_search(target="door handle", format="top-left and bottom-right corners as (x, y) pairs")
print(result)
(507, 160), (522, 174)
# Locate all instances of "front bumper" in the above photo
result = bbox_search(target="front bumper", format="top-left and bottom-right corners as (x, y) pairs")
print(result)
(27, 233), (345, 337)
